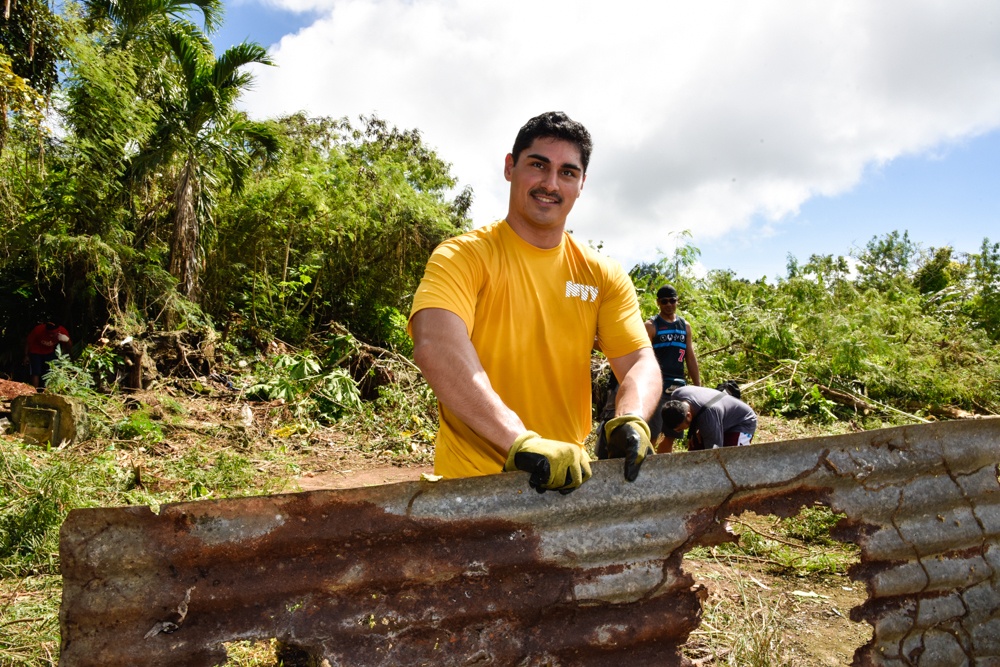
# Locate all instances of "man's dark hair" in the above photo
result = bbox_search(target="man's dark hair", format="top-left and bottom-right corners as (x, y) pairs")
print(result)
(661, 400), (689, 430)
(511, 111), (593, 173)
(657, 285), (678, 299)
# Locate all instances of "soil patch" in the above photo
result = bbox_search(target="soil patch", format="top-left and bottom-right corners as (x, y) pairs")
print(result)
(296, 464), (434, 491)
(0, 379), (36, 400)
(684, 556), (870, 665)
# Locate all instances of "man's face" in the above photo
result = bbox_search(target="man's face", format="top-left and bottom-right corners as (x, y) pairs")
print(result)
(658, 295), (679, 317)
(679, 404), (693, 430)
(504, 137), (585, 237)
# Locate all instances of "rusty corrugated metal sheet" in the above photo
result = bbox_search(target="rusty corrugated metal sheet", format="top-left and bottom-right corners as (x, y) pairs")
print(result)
(59, 419), (1000, 666)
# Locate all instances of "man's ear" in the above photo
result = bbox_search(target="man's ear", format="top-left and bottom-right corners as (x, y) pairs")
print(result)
(504, 153), (514, 182)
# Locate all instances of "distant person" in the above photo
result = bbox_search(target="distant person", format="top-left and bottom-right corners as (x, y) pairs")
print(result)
(661, 385), (757, 451)
(409, 111), (661, 493)
(602, 284), (700, 447)
(644, 284), (700, 443)
(24, 321), (71, 389)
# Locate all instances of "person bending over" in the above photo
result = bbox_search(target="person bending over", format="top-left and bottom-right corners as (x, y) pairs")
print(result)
(660, 385), (757, 451)
(24, 321), (71, 389)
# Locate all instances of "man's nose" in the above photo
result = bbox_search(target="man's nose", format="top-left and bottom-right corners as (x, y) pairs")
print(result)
(540, 169), (559, 192)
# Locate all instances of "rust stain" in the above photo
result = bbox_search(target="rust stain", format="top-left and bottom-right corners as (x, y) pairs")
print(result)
(59, 419), (1000, 666)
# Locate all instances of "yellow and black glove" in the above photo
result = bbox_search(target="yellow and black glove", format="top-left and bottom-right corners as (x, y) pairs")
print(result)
(503, 431), (593, 494)
(596, 414), (655, 482)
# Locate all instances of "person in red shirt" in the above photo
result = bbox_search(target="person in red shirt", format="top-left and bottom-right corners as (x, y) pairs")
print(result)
(23, 321), (72, 389)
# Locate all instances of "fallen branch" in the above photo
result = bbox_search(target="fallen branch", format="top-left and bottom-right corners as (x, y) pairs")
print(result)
(699, 340), (741, 358)
(730, 519), (811, 550)
(905, 402), (977, 420)
(812, 382), (930, 423)
(814, 383), (873, 412)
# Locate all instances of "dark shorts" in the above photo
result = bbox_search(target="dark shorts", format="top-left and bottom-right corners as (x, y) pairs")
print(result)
(29, 352), (57, 378)
(689, 430), (756, 451)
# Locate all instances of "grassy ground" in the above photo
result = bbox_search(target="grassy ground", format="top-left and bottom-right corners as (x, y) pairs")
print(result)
(0, 380), (880, 666)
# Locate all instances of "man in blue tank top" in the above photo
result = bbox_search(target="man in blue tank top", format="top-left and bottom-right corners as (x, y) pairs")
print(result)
(601, 284), (700, 447)
(645, 285), (700, 449)
(646, 285), (700, 391)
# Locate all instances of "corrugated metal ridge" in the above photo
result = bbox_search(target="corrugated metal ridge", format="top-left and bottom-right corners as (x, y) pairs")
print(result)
(59, 418), (1000, 666)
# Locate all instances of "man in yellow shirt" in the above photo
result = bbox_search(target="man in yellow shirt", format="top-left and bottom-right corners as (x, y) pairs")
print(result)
(408, 112), (662, 493)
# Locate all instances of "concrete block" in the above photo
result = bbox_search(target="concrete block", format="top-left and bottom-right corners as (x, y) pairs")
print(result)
(10, 393), (88, 446)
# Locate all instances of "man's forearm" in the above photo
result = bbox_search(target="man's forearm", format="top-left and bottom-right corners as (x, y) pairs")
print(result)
(411, 309), (526, 453)
(610, 348), (662, 421)
(687, 355), (701, 386)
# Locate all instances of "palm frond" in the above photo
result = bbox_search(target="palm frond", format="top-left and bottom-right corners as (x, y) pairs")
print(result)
(165, 29), (206, 89)
(212, 42), (272, 90)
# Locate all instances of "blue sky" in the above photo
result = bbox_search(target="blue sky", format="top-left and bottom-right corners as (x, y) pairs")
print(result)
(704, 128), (1000, 280)
(212, 1), (1000, 282)
(213, 3), (317, 51)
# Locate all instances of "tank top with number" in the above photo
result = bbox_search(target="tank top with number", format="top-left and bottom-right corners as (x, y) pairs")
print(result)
(650, 314), (688, 386)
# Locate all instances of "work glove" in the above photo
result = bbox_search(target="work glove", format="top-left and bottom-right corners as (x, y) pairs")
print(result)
(503, 431), (593, 494)
(596, 414), (655, 482)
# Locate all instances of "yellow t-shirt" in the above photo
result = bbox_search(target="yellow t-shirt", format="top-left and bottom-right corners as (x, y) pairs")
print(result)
(409, 220), (650, 479)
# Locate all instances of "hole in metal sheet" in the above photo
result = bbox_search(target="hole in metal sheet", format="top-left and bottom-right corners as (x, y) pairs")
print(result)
(221, 638), (278, 666)
(682, 506), (868, 665)
(223, 638), (330, 666)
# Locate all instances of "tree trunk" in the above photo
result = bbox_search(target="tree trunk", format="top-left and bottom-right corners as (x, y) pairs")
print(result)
(168, 159), (199, 298)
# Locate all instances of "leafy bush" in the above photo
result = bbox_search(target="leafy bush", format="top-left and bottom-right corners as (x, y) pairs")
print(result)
(246, 351), (361, 423)
(41, 351), (93, 397)
(643, 232), (1000, 421)
(113, 410), (164, 443)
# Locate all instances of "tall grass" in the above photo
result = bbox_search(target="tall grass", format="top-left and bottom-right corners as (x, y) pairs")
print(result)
(0, 421), (300, 666)
(699, 566), (795, 667)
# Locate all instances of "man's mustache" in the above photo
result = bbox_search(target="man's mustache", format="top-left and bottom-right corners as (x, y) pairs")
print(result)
(530, 187), (563, 204)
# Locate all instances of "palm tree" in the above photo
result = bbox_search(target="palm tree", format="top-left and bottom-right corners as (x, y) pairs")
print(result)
(83, 0), (223, 48)
(137, 32), (279, 297)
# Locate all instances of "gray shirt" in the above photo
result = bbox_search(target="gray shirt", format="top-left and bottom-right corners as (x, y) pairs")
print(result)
(671, 385), (757, 448)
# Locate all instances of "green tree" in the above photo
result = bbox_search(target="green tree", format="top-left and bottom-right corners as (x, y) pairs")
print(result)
(913, 246), (954, 295)
(131, 30), (279, 299)
(853, 230), (918, 292)
(967, 238), (1000, 340)
(1, 0), (234, 340)
(0, 0), (63, 149)
(82, 0), (222, 49)
(629, 229), (701, 317)
(204, 114), (470, 347)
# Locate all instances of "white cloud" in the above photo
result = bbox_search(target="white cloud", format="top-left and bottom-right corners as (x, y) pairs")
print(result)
(240, 0), (1000, 270)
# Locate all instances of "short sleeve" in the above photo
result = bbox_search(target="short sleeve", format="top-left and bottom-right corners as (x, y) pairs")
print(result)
(408, 237), (484, 338)
(699, 410), (725, 448)
(595, 261), (649, 359)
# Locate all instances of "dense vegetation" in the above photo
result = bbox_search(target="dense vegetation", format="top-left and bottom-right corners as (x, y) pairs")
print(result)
(3, 0), (998, 422)
(1, 0), (470, 371)
(629, 230), (1000, 422)
(2, 2), (999, 664)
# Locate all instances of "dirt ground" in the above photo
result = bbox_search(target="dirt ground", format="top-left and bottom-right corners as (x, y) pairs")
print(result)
(0, 379), (37, 400)
(684, 553), (870, 666)
(296, 463), (433, 491)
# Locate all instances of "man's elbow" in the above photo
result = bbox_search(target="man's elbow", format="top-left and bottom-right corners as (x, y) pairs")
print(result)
(637, 349), (661, 379)
(411, 337), (435, 375)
